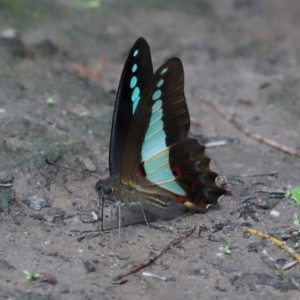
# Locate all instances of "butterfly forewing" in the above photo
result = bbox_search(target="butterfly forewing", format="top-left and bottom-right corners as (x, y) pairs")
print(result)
(109, 37), (153, 176)
(120, 58), (190, 183)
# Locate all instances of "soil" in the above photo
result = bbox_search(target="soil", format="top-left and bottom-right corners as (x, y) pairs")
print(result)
(0, 0), (300, 299)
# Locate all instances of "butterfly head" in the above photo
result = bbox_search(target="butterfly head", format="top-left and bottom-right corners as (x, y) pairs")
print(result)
(95, 177), (119, 202)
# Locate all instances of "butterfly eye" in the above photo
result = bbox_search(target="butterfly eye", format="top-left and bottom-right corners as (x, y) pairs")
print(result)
(95, 181), (103, 192)
(102, 184), (113, 195)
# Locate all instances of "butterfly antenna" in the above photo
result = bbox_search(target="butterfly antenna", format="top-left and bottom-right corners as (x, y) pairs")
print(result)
(45, 158), (101, 180)
(100, 195), (105, 232)
(118, 204), (122, 243)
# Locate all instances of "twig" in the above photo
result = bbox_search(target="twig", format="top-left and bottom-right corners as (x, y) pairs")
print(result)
(0, 183), (13, 187)
(241, 226), (300, 262)
(257, 188), (285, 195)
(199, 97), (300, 159)
(113, 226), (196, 281)
(241, 171), (278, 177)
(261, 249), (280, 268)
(204, 140), (228, 148)
(44, 118), (69, 132)
(142, 272), (167, 281)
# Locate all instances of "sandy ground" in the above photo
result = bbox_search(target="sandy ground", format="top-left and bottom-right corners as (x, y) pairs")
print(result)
(0, 0), (300, 299)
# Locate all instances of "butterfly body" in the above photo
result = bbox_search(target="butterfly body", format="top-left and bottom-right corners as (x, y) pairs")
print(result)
(96, 38), (225, 219)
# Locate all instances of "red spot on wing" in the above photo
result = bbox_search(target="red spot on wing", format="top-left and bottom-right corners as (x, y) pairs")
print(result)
(136, 165), (146, 178)
(177, 196), (186, 204)
(136, 167), (143, 178)
(172, 166), (180, 177)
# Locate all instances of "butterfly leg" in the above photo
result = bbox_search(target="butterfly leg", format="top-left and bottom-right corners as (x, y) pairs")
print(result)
(129, 202), (151, 230)
(114, 200), (125, 243)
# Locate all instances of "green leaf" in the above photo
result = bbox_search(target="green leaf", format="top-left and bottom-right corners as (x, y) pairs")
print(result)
(219, 246), (231, 254)
(291, 187), (300, 205)
(23, 270), (40, 281)
(287, 187), (300, 205)
(73, 0), (101, 9)
(45, 97), (56, 105)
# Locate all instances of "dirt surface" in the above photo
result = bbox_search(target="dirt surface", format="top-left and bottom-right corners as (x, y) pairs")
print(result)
(1, 0), (300, 299)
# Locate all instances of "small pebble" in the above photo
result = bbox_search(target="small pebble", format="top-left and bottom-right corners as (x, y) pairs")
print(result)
(81, 157), (96, 172)
(195, 267), (208, 276)
(78, 210), (98, 223)
(22, 196), (51, 211)
(160, 263), (169, 270)
(275, 258), (286, 267)
(41, 274), (57, 285)
(270, 210), (280, 217)
(84, 261), (96, 273)
(0, 171), (13, 183)
(1, 28), (18, 38)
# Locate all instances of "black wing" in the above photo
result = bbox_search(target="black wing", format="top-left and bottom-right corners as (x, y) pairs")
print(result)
(109, 37), (153, 176)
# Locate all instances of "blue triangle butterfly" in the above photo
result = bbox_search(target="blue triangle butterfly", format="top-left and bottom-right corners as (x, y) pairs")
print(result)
(96, 37), (225, 219)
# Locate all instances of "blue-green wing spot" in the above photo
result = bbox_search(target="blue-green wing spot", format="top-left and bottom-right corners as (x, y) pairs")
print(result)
(152, 90), (162, 100)
(130, 76), (137, 88)
(132, 86), (140, 101)
(141, 73), (167, 161)
(132, 96), (140, 113)
(132, 64), (138, 72)
(160, 67), (168, 75)
(130, 51), (141, 113)
(144, 119), (164, 141)
(141, 99), (166, 159)
(157, 79), (164, 87)
(149, 105), (163, 125)
(131, 54), (140, 114)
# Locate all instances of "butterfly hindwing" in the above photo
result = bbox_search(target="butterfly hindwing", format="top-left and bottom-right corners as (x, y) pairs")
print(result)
(130, 139), (224, 211)
(118, 57), (224, 211)
(109, 37), (153, 176)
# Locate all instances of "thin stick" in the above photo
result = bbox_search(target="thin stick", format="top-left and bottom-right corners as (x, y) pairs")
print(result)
(241, 226), (300, 262)
(0, 183), (12, 187)
(241, 171), (278, 177)
(258, 188), (285, 195)
(199, 98), (300, 159)
(113, 226), (196, 281)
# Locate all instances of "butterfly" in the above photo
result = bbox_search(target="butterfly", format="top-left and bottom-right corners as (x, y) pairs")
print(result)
(96, 37), (226, 220)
